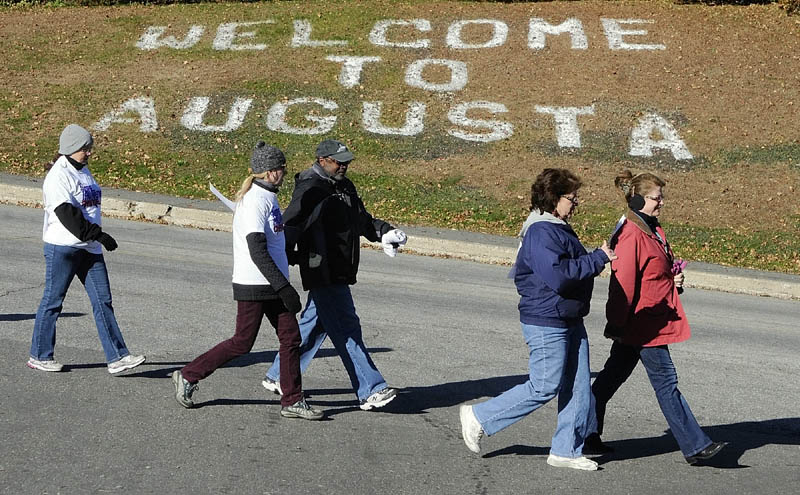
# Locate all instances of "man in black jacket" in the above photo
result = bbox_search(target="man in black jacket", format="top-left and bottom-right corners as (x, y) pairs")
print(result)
(261, 139), (407, 410)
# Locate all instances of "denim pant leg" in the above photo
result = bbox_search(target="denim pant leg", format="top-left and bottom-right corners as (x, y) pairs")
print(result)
(591, 341), (641, 436)
(550, 323), (592, 458)
(312, 284), (387, 401)
(473, 323), (569, 437)
(31, 244), (80, 360)
(78, 253), (129, 363)
(639, 346), (712, 457)
(265, 293), (328, 381)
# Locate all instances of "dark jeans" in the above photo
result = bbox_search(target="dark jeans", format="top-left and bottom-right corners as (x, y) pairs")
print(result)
(592, 341), (712, 457)
(182, 299), (302, 406)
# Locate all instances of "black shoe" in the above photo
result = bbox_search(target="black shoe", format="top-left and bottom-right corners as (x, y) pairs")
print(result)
(685, 441), (727, 465)
(584, 433), (614, 455)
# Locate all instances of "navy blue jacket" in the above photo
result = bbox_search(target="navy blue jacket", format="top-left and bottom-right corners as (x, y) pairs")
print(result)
(514, 219), (608, 327)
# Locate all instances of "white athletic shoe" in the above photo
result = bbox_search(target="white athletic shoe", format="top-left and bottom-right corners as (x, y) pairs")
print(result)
(27, 357), (64, 372)
(460, 405), (483, 454)
(261, 377), (283, 396)
(108, 354), (145, 374)
(546, 454), (598, 471)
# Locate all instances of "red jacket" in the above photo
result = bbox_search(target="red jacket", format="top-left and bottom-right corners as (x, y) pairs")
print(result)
(605, 211), (690, 347)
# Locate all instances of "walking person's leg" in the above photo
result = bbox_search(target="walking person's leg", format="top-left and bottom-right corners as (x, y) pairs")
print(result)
(79, 253), (143, 374)
(471, 324), (570, 436)
(262, 300), (324, 420)
(311, 284), (391, 406)
(639, 346), (713, 458)
(590, 341), (640, 436)
(29, 244), (79, 371)
(261, 300), (302, 406)
(550, 323), (593, 458)
(182, 300), (264, 383)
(263, 294), (327, 389)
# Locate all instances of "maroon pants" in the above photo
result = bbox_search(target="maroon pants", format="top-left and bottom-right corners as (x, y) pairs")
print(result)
(181, 299), (302, 406)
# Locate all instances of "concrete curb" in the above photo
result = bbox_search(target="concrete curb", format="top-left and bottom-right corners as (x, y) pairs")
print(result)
(2, 174), (799, 301)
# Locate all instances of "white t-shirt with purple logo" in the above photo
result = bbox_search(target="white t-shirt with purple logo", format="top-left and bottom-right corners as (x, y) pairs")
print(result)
(41, 155), (103, 254)
(231, 184), (289, 286)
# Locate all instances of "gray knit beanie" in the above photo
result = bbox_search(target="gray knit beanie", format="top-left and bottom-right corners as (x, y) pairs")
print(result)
(250, 141), (286, 174)
(59, 124), (93, 155)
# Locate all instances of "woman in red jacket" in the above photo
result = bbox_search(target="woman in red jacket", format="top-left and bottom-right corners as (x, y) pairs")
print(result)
(587, 170), (725, 464)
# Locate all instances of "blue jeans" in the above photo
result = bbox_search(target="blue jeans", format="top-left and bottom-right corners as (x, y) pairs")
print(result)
(31, 243), (130, 363)
(592, 342), (712, 457)
(265, 284), (387, 401)
(472, 322), (592, 458)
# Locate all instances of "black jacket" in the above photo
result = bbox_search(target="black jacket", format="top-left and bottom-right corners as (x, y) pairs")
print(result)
(283, 164), (392, 290)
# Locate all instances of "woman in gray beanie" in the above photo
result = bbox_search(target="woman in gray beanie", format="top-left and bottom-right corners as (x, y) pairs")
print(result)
(28, 124), (145, 374)
(171, 141), (323, 420)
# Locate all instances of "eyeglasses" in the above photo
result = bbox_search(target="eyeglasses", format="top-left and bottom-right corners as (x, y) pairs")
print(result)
(561, 195), (580, 205)
(645, 195), (665, 203)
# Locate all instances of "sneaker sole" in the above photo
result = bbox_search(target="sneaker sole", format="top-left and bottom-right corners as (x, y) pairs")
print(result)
(172, 371), (194, 409)
(108, 356), (146, 375)
(359, 390), (398, 411)
(261, 380), (283, 395)
(26, 361), (63, 372)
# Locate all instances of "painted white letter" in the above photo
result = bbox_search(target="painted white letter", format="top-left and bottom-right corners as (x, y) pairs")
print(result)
(535, 105), (595, 148)
(362, 101), (426, 136)
(326, 56), (382, 88)
(405, 59), (468, 92)
(92, 97), (158, 132)
(213, 21), (275, 51)
(601, 19), (666, 51)
(291, 20), (348, 47)
(528, 18), (587, 50)
(136, 25), (205, 50)
(446, 19), (508, 49)
(629, 113), (693, 160)
(369, 19), (431, 48)
(448, 101), (513, 143)
(266, 97), (338, 135)
(180, 97), (253, 132)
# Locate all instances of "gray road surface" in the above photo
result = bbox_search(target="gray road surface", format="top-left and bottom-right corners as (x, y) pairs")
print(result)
(1, 204), (798, 494)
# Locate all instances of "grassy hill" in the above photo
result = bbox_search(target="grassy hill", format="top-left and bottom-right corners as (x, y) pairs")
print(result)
(1, 0), (798, 272)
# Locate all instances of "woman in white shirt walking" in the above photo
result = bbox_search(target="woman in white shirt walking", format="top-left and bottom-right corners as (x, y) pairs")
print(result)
(29, 124), (145, 375)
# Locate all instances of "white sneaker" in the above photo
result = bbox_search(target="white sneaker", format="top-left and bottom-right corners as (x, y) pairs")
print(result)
(546, 454), (598, 471)
(108, 354), (146, 374)
(459, 405), (483, 454)
(359, 387), (397, 410)
(27, 357), (64, 372)
(261, 377), (283, 396)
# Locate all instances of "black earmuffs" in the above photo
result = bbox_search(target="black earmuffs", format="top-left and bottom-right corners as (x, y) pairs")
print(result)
(628, 194), (645, 211)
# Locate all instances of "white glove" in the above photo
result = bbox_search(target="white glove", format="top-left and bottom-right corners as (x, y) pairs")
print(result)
(381, 229), (407, 257)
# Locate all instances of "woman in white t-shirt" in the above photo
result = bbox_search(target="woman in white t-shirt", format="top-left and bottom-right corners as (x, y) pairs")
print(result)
(171, 141), (322, 420)
(29, 124), (145, 375)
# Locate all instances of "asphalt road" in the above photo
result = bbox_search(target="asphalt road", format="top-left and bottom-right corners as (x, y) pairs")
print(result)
(1, 204), (798, 494)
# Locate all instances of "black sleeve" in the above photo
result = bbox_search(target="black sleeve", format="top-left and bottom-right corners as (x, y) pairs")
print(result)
(54, 203), (103, 242)
(246, 232), (290, 291)
(355, 194), (392, 242)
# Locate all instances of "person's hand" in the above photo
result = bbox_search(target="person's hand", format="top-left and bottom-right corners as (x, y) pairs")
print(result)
(381, 229), (407, 257)
(603, 322), (624, 341)
(674, 272), (685, 288)
(97, 232), (118, 252)
(277, 285), (302, 314)
(600, 241), (617, 262)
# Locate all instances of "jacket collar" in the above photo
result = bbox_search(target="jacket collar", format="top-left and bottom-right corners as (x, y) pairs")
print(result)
(625, 209), (654, 236)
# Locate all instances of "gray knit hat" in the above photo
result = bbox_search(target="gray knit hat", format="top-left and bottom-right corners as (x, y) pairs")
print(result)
(250, 141), (286, 174)
(59, 124), (93, 155)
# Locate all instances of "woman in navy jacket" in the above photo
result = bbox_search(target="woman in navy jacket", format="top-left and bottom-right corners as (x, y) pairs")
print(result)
(459, 168), (615, 471)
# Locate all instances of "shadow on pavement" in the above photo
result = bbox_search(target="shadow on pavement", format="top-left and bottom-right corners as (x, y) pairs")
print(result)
(594, 417), (800, 469)
(0, 312), (85, 322)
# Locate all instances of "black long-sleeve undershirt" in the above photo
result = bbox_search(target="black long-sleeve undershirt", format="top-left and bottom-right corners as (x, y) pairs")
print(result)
(53, 203), (103, 242)
(245, 232), (289, 291)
